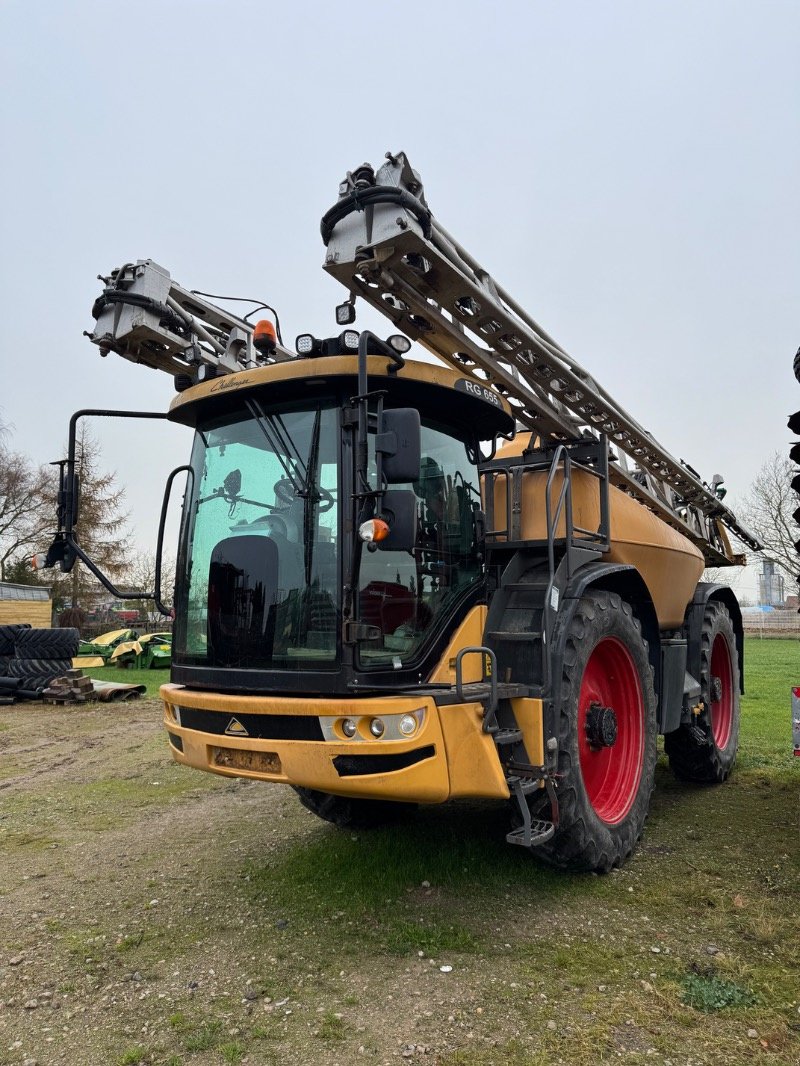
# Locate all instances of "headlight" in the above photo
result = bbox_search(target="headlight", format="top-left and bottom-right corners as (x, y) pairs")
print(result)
(369, 718), (385, 738)
(399, 714), (417, 737)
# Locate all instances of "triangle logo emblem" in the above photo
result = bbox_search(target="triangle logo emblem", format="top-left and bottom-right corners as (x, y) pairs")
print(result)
(225, 717), (249, 737)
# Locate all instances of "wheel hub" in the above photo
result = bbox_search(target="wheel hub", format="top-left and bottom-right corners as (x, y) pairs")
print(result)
(711, 676), (723, 702)
(585, 702), (618, 749)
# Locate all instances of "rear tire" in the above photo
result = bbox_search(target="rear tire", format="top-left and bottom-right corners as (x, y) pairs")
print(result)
(14, 628), (79, 660)
(665, 601), (740, 783)
(0, 624), (30, 656)
(8, 657), (73, 679)
(292, 787), (416, 830)
(534, 591), (657, 873)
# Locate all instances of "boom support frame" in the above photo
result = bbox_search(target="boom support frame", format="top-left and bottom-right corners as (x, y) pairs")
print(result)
(321, 152), (760, 565)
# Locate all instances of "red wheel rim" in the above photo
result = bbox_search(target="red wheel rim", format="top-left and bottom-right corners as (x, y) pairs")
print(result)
(578, 637), (645, 825)
(709, 634), (733, 748)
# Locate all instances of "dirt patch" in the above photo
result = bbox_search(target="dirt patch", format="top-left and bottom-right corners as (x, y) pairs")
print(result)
(1, 699), (798, 1066)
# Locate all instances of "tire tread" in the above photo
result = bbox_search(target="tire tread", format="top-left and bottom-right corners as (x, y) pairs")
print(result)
(8, 658), (73, 681)
(292, 787), (415, 830)
(534, 591), (657, 873)
(14, 628), (79, 660)
(665, 601), (739, 784)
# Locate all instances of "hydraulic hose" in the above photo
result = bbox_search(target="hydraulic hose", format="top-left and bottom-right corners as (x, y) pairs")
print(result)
(320, 185), (432, 245)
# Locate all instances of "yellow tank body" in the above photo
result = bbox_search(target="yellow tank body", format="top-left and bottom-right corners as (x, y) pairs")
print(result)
(491, 435), (704, 629)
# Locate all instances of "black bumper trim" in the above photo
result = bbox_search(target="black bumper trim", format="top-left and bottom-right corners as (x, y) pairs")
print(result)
(332, 745), (435, 777)
(177, 707), (324, 741)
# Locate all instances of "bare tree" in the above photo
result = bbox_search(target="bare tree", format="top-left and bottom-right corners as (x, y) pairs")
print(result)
(739, 452), (797, 581)
(1, 426), (131, 611)
(0, 445), (54, 581)
(128, 550), (176, 622)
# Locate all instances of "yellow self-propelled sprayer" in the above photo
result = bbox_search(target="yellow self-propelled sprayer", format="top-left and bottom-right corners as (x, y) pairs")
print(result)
(40, 152), (761, 871)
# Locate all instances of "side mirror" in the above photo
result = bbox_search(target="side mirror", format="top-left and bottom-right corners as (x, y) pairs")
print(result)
(223, 468), (242, 500)
(59, 471), (81, 527)
(377, 408), (421, 485)
(378, 490), (417, 553)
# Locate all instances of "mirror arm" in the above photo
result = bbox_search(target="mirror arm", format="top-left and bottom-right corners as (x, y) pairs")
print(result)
(155, 465), (193, 617)
(42, 409), (172, 609)
(64, 408), (169, 537)
(62, 536), (147, 601)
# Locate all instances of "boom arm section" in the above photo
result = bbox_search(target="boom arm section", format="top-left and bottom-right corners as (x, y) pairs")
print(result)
(321, 152), (761, 566)
(87, 259), (294, 377)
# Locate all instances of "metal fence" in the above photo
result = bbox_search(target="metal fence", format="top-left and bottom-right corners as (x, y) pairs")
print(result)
(742, 610), (800, 638)
(77, 616), (794, 639)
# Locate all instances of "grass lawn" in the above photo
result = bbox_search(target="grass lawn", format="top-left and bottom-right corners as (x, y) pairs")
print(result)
(238, 636), (800, 1064)
(739, 636), (798, 770)
(42, 635), (796, 1065)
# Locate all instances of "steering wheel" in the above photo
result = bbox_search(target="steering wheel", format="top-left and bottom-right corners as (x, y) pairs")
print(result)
(274, 476), (335, 514)
(317, 487), (335, 513)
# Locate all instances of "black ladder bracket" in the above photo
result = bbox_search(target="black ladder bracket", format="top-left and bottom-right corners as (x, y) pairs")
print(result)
(506, 777), (555, 848)
(453, 643), (561, 853)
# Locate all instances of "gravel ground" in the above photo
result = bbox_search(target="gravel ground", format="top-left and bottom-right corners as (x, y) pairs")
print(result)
(1, 700), (524, 1066)
(1, 697), (798, 1066)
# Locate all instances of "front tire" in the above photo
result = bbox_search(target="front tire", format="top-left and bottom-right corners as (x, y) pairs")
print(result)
(292, 787), (416, 830)
(665, 601), (740, 783)
(535, 591), (657, 873)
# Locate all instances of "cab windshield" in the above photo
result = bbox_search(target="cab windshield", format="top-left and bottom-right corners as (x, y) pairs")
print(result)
(357, 421), (483, 669)
(174, 400), (339, 670)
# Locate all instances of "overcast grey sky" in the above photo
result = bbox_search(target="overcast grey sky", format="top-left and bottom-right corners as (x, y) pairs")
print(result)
(1, 0), (798, 597)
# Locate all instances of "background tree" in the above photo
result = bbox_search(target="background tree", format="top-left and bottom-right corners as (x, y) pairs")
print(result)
(738, 452), (797, 582)
(0, 442), (54, 581)
(65, 425), (131, 608)
(127, 550), (176, 623)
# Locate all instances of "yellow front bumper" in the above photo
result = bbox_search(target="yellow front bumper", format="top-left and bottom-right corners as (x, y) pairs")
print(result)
(160, 683), (512, 804)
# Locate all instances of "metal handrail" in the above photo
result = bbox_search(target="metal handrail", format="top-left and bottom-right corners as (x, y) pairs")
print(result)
(541, 447), (574, 690)
(544, 445), (573, 581)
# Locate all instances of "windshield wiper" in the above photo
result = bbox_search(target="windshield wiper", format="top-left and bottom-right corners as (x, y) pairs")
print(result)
(271, 413), (308, 483)
(245, 397), (305, 496)
(302, 407), (322, 585)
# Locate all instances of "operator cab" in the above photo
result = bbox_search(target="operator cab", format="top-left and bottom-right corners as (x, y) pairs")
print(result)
(166, 354), (513, 696)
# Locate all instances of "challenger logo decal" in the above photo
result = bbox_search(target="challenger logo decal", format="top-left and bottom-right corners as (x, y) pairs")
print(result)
(209, 376), (255, 394)
(225, 717), (249, 737)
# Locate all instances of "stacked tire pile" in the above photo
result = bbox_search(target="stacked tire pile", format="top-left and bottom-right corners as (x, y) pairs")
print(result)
(0, 623), (29, 680)
(0, 625), (80, 701)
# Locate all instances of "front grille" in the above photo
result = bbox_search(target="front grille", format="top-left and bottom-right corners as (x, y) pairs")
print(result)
(177, 707), (324, 741)
(333, 745), (436, 777)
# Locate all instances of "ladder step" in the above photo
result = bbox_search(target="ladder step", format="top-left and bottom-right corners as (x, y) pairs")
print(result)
(493, 728), (523, 745)
(495, 682), (531, 699)
(506, 774), (541, 794)
(506, 820), (555, 848)
(487, 630), (542, 642)
(454, 681), (529, 700)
